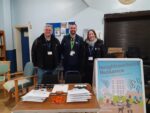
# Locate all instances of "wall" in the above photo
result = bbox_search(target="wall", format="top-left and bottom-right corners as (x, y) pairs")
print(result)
(84, 0), (150, 40)
(0, 0), (16, 72)
(73, 7), (104, 40)
(11, 0), (88, 49)
(10, 0), (88, 72)
(0, 0), (14, 50)
(11, 0), (150, 44)
(0, 0), (4, 29)
(2, 0), (150, 72)
(84, 0), (150, 13)
(3, 0), (13, 50)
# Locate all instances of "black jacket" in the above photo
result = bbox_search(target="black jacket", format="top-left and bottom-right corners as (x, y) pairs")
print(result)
(82, 39), (107, 84)
(61, 34), (84, 72)
(31, 33), (60, 70)
(84, 39), (107, 66)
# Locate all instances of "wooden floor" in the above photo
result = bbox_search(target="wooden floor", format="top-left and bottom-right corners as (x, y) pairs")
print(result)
(0, 90), (15, 113)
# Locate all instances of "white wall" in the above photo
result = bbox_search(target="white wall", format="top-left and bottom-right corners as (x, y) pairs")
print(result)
(83, 0), (150, 40)
(5, 0), (150, 50)
(3, 0), (13, 50)
(11, 0), (88, 50)
(0, 0), (13, 50)
(73, 7), (104, 40)
(0, 0), (4, 29)
(84, 0), (150, 13)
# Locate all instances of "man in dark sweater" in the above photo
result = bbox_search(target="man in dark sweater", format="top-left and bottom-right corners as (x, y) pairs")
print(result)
(32, 24), (60, 84)
(61, 23), (84, 74)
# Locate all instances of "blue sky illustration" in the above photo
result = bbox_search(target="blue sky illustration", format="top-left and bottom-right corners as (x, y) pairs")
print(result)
(97, 60), (143, 97)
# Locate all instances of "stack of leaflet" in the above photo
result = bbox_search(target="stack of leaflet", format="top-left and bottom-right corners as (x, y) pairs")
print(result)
(67, 88), (91, 102)
(22, 89), (50, 102)
(52, 84), (68, 93)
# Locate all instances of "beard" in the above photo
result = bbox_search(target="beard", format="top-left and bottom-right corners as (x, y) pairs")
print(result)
(70, 31), (76, 35)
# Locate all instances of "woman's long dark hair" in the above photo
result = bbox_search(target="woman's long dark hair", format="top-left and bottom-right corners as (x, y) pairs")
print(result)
(87, 29), (98, 40)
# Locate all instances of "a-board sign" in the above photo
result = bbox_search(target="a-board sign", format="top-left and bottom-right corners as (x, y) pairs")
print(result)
(93, 58), (146, 113)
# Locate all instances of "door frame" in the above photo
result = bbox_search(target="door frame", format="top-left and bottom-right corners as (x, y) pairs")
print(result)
(13, 24), (32, 71)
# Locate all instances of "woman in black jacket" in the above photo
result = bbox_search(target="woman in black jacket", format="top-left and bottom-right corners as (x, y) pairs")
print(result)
(82, 29), (107, 85)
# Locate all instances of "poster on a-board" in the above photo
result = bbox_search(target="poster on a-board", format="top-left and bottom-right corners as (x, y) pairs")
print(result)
(93, 58), (146, 113)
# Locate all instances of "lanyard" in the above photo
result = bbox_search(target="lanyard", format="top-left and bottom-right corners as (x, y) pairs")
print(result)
(88, 46), (94, 56)
(46, 41), (51, 50)
(70, 39), (75, 49)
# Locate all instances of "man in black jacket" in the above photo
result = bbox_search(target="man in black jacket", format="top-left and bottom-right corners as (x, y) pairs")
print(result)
(61, 23), (84, 74)
(32, 24), (60, 84)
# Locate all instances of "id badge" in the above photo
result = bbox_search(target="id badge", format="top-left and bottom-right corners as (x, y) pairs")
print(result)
(47, 51), (52, 55)
(88, 57), (93, 61)
(70, 51), (75, 56)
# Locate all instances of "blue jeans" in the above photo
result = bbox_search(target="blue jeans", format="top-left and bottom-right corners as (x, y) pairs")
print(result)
(37, 68), (48, 84)
(37, 68), (54, 84)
